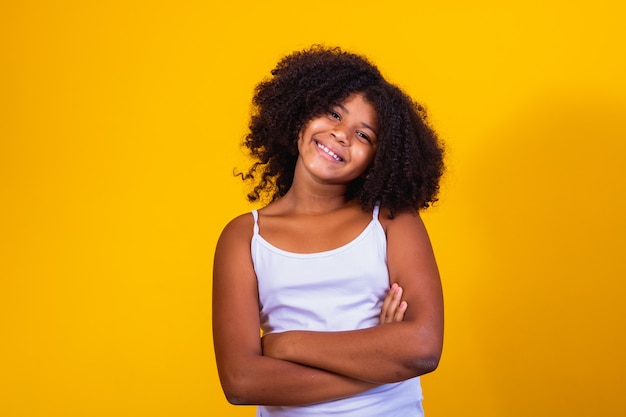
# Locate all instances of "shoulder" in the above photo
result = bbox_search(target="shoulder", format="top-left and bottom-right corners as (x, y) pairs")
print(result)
(378, 208), (426, 233)
(378, 208), (433, 251)
(214, 212), (258, 275)
(217, 212), (255, 246)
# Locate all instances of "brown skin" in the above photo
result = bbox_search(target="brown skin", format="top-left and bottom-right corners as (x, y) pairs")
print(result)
(214, 211), (380, 406)
(212, 208), (423, 406)
(260, 207), (443, 384)
(212, 94), (443, 405)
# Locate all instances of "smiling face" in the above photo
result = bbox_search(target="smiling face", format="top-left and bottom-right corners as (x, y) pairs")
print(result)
(296, 93), (379, 186)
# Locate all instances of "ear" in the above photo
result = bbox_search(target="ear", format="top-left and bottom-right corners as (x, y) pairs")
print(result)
(292, 129), (304, 156)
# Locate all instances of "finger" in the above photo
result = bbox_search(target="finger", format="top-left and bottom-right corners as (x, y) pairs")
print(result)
(388, 285), (403, 322)
(381, 284), (402, 323)
(393, 301), (408, 322)
(379, 283), (397, 323)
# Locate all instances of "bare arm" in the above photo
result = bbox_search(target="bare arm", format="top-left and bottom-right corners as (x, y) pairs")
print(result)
(262, 211), (444, 384)
(212, 214), (379, 406)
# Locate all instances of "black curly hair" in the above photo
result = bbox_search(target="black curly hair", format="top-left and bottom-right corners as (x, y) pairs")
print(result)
(239, 45), (444, 217)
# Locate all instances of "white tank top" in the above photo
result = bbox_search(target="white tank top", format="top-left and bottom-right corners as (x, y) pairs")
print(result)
(251, 206), (424, 417)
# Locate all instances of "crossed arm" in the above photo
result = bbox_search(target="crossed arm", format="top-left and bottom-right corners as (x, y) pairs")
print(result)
(212, 211), (443, 406)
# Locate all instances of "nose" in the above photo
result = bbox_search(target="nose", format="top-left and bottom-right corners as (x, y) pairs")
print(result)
(331, 125), (349, 145)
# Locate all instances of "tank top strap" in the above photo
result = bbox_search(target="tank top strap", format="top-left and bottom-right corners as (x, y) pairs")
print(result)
(373, 203), (380, 220)
(251, 210), (259, 235)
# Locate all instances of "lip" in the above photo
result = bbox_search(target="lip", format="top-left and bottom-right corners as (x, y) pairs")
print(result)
(314, 139), (345, 163)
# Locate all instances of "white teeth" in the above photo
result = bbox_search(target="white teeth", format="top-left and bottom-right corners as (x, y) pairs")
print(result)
(317, 142), (342, 161)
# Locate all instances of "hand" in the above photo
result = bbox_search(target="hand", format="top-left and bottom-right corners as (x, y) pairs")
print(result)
(379, 283), (407, 324)
(261, 331), (285, 359)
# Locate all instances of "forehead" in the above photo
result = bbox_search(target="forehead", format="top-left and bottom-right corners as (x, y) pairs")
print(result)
(299, 91), (379, 131)
(337, 94), (378, 124)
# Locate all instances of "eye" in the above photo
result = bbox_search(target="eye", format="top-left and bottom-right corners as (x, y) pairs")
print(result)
(357, 131), (372, 143)
(328, 110), (341, 120)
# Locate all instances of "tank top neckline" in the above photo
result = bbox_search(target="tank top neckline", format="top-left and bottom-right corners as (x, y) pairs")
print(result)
(251, 205), (381, 258)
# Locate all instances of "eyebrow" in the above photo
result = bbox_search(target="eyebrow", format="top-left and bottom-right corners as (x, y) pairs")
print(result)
(336, 103), (378, 134)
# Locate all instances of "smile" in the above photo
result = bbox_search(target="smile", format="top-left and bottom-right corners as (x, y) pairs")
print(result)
(316, 141), (343, 162)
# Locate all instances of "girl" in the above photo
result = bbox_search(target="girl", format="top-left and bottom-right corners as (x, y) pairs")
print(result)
(213, 46), (444, 416)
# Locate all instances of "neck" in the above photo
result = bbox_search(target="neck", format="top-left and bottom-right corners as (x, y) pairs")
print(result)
(279, 164), (353, 215)
(281, 186), (352, 214)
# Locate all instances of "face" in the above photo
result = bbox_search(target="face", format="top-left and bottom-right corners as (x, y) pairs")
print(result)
(296, 93), (378, 185)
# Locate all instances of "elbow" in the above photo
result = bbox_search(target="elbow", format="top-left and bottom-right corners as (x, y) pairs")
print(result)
(224, 393), (249, 406)
(413, 354), (440, 375)
(407, 330), (443, 377)
(394, 354), (439, 382)
(383, 352), (441, 384)
(404, 346), (442, 378)
(222, 383), (252, 406)
(220, 379), (243, 405)
(219, 371), (256, 405)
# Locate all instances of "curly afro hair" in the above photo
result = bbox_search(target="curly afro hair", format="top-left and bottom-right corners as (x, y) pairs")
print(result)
(240, 45), (444, 217)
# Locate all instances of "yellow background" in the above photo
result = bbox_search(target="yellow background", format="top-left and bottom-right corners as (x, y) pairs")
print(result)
(2, 1), (625, 416)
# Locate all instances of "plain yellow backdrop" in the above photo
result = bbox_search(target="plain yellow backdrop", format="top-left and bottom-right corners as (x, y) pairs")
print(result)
(2, 1), (625, 416)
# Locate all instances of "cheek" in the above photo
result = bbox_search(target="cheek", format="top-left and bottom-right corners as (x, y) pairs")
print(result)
(356, 145), (377, 165)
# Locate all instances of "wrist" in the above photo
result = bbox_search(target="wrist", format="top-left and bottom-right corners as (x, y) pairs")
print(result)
(263, 331), (293, 360)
